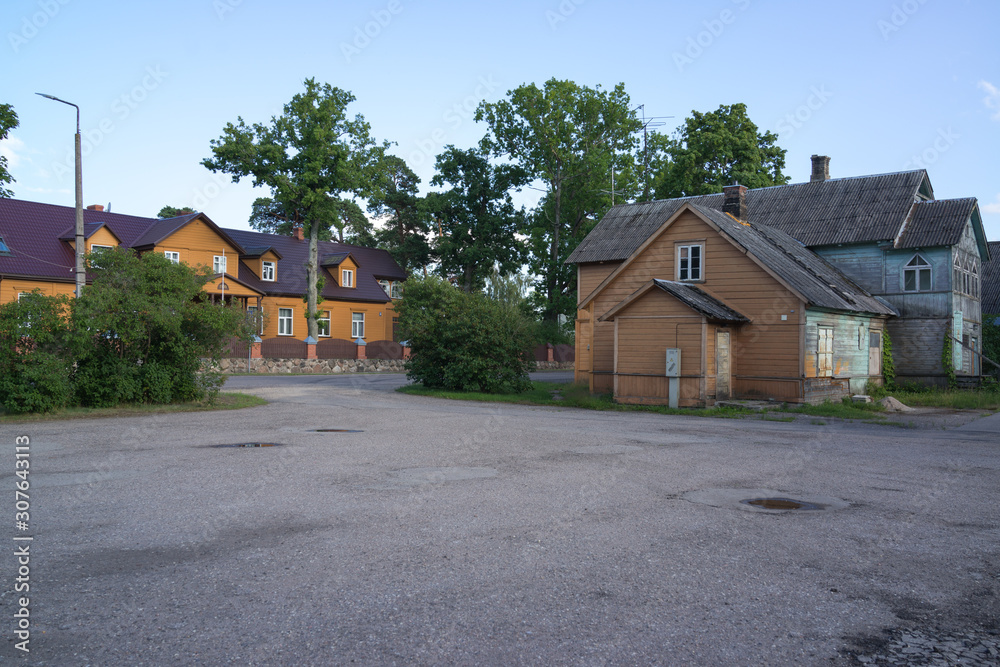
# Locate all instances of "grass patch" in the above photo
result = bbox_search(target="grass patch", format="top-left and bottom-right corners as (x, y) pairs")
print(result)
(780, 399), (888, 421)
(761, 415), (796, 422)
(887, 389), (1000, 411)
(0, 392), (267, 423)
(398, 381), (757, 418)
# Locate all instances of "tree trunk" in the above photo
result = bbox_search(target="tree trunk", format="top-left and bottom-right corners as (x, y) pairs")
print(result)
(306, 222), (319, 340)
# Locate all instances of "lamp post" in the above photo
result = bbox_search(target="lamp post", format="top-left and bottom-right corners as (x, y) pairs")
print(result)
(36, 93), (85, 298)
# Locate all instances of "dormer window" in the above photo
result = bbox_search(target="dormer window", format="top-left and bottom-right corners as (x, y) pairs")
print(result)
(342, 269), (354, 288)
(390, 282), (403, 299)
(262, 260), (275, 281)
(379, 279), (390, 296)
(903, 254), (931, 292)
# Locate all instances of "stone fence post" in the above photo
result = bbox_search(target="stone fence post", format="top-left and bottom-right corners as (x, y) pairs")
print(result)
(355, 337), (367, 360)
(305, 336), (318, 360)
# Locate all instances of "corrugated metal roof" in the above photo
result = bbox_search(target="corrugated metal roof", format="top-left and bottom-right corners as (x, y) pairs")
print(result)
(567, 170), (930, 264)
(652, 280), (750, 323)
(896, 198), (977, 249)
(693, 205), (897, 316)
(982, 241), (1000, 315)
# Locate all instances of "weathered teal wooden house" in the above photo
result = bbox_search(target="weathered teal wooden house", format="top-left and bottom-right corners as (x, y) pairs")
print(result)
(569, 156), (992, 402)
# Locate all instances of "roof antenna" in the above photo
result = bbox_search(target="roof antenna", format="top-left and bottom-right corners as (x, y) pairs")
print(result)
(106, 202), (111, 213)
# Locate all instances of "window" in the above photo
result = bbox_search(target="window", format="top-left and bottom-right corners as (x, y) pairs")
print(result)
(88, 244), (113, 268)
(317, 311), (331, 337)
(0, 235), (12, 256)
(903, 254), (931, 292)
(262, 260), (275, 281)
(163, 251), (180, 264)
(390, 282), (403, 299)
(342, 269), (354, 288)
(213, 255), (227, 274)
(278, 307), (293, 336)
(677, 244), (702, 281)
(247, 306), (263, 335)
(817, 326), (834, 377)
(954, 256), (980, 299)
(351, 312), (364, 339)
(379, 279), (390, 296)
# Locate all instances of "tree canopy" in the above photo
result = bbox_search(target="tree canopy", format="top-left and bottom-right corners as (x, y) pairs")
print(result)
(368, 155), (432, 275)
(157, 205), (197, 218)
(428, 146), (527, 292)
(650, 103), (789, 199)
(203, 78), (384, 338)
(0, 103), (19, 198)
(476, 79), (641, 323)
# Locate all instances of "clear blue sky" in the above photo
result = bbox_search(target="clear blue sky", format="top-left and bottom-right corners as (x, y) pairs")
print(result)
(3, 0), (999, 241)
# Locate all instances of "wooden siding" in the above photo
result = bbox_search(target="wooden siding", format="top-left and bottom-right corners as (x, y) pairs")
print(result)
(587, 210), (802, 381)
(614, 376), (703, 407)
(0, 278), (75, 304)
(887, 318), (946, 379)
(245, 250), (281, 281)
(733, 377), (803, 401)
(156, 218), (241, 272)
(259, 296), (393, 341)
(87, 226), (120, 252)
(804, 310), (884, 379)
(578, 262), (618, 304)
(813, 244), (884, 294)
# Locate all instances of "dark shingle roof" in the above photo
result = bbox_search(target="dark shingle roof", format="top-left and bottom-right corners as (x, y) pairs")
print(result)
(652, 280), (750, 323)
(241, 245), (284, 260)
(694, 205), (897, 316)
(320, 252), (351, 267)
(982, 241), (1000, 315)
(0, 199), (407, 303)
(568, 170), (931, 264)
(897, 198), (978, 249)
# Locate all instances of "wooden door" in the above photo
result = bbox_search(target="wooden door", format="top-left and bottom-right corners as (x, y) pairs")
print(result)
(817, 327), (834, 377)
(716, 330), (731, 400)
(868, 330), (881, 377)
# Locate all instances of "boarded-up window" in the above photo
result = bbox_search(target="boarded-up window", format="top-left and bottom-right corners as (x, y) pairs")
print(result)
(817, 326), (834, 377)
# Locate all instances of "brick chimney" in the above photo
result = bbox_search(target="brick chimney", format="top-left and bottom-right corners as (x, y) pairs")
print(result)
(293, 226), (304, 241)
(722, 184), (747, 221)
(810, 155), (830, 182)
(86, 204), (104, 211)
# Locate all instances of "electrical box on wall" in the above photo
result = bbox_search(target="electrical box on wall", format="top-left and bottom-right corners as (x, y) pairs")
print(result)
(665, 348), (681, 377)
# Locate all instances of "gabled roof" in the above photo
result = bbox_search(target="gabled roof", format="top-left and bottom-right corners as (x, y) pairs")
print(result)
(982, 241), (1000, 315)
(320, 252), (355, 267)
(600, 279), (750, 323)
(241, 245), (284, 260)
(579, 203), (896, 317)
(896, 198), (981, 250)
(0, 199), (407, 299)
(57, 221), (122, 244)
(130, 213), (246, 255)
(224, 228), (405, 303)
(568, 170), (932, 264)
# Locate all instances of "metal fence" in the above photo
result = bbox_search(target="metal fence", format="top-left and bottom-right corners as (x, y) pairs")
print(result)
(316, 338), (357, 360)
(260, 337), (308, 359)
(367, 340), (403, 360)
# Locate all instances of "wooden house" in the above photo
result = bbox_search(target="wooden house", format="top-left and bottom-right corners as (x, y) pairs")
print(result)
(569, 157), (993, 404)
(0, 199), (407, 342)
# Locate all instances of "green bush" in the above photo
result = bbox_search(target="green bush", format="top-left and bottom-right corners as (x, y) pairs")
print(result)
(396, 276), (535, 393)
(0, 293), (74, 415)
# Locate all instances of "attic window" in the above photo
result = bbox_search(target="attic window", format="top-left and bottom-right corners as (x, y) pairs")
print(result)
(903, 254), (931, 292)
(0, 235), (10, 256)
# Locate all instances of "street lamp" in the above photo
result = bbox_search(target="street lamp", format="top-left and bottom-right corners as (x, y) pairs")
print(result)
(36, 93), (85, 297)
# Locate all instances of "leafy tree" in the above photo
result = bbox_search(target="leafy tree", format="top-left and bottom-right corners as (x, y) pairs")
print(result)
(650, 103), (789, 199)
(157, 205), (197, 218)
(335, 199), (376, 246)
(203, 78), (384, 339)
(476, 79), (641, 323)
(71, 248), (250, 407)
(1, 103), (19, 198)
(0, 292), (74, 414)
(368, 155), (431, 275)
(427, 146), (528, 292)
(395, 276), (534, 393)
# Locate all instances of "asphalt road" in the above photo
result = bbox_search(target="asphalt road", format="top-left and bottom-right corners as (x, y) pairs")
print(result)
(1, 381), (997, 665)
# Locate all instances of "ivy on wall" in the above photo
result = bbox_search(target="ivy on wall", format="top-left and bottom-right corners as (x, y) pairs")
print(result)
(881, 329), (895, 386)
(941, 331), (957, 389)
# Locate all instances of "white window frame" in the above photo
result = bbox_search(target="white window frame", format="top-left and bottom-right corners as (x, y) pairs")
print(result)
(677, 244), (703, 282)
(390, 281), (403, 299)
(278, 307), (293, 336)
(903, 254), (931, 292)
(342, 269), (354, 288)
(351, 312), (364, 339)
(88, 244), (113, 268)
(261, 260), (275, 282)
(317, 310), (331, 337)
(213, 255), (227, 275)
(379, 279), (391, 296)
(163, 251), (180, 264)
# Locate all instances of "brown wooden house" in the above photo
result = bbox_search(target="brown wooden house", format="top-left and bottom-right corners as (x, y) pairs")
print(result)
(572, 186), (897, 406)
